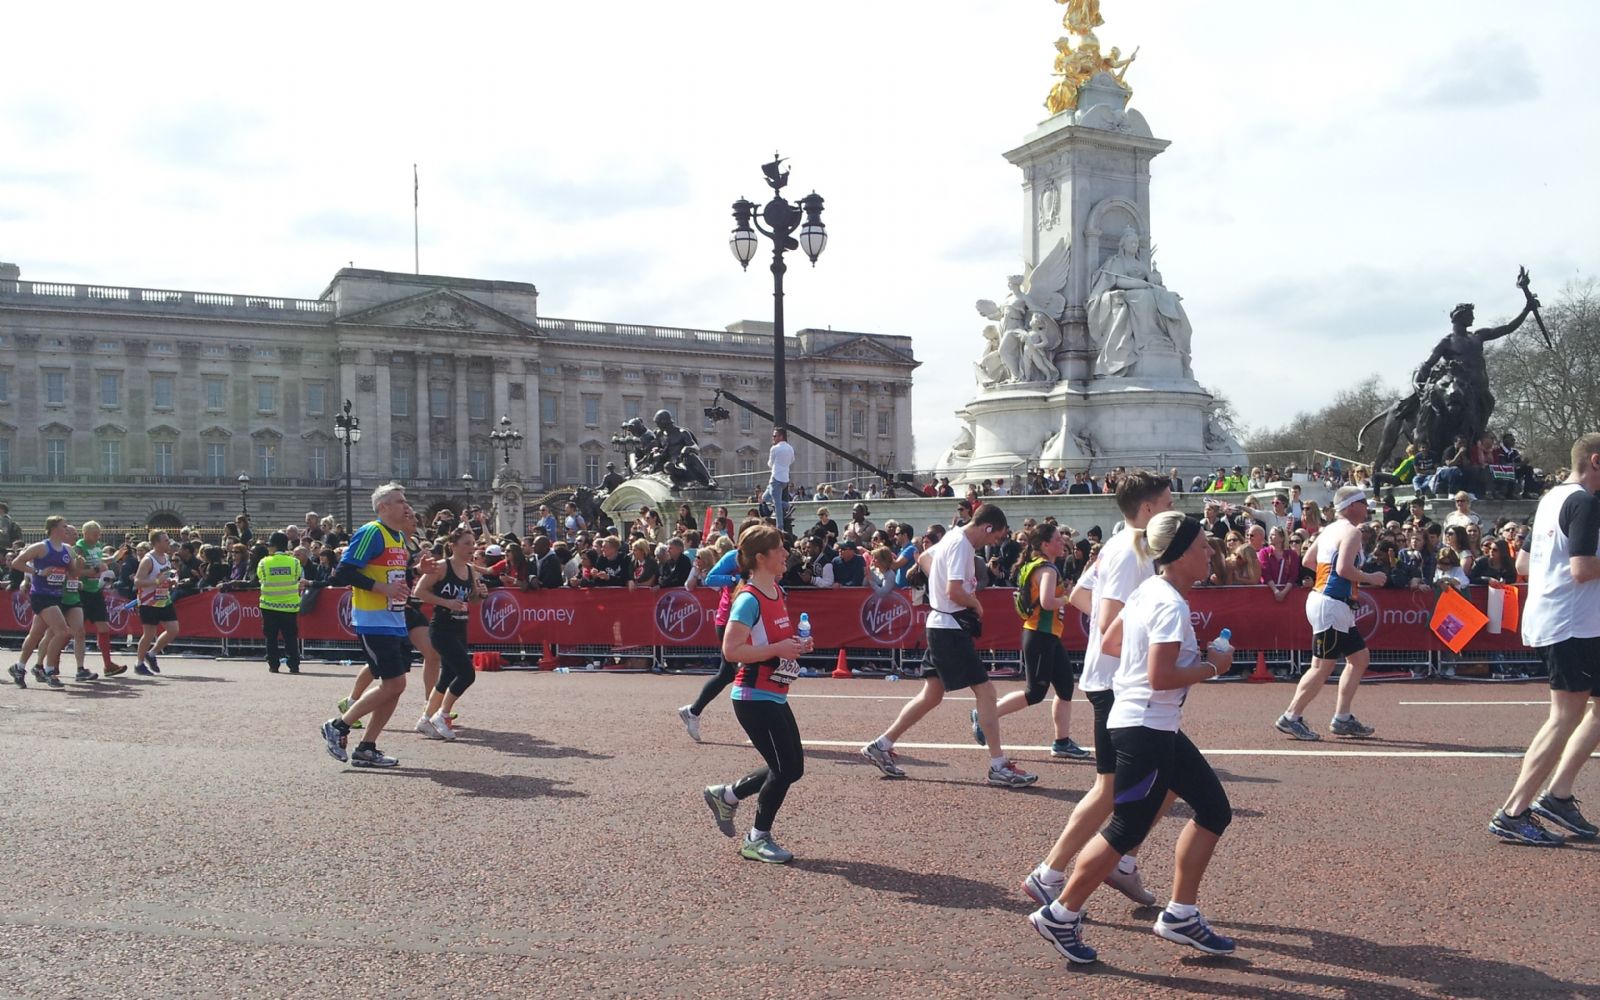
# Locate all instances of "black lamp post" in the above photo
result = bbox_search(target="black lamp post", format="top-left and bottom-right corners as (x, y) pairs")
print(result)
(332, 398), (362, 532)
(460, 472), (475, 514)
(490, 414), (524, 467)
(236, 473), (251, 518)
(729, 154), (826, 430)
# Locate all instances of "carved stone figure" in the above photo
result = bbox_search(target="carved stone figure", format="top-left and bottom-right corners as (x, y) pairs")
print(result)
(651, 409), (716, 490)
(974, 238), (1071, 386)
(1037, 183), (1060, 230)
(1087, 226), (1194, 378)
(938, 423), (975, 473)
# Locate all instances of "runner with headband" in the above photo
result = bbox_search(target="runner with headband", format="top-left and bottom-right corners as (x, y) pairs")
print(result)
(1030, 512), (1236, 964)
(1274, 485), (1388, 741)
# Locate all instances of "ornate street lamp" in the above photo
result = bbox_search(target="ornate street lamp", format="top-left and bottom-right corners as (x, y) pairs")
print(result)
(490, 414), (524, 467)
(332, 398), (362, 533)
(460, 472), (475, 514)
(236, 473), (251, 518)
(729, 153), (826, 431)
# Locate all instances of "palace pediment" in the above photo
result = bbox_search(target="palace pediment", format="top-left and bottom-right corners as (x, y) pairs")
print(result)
(335, 288), (538, 337)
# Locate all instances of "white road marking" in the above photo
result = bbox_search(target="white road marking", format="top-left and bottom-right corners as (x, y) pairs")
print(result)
(1398, 700), (1548, 706)
(797, 739), (1559, 760)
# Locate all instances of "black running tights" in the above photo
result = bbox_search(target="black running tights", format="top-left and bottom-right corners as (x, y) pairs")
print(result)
(689, 625), (734, 715)
(1102, 726), (1231, 855)
(730, 698), (805, 832)
(430, 624), (476, 697)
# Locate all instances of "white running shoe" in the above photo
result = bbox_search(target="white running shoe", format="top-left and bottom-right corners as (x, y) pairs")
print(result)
(678, 705), (702, 743)
(415, 715), (440, 738)
(429, 713), (458, 741)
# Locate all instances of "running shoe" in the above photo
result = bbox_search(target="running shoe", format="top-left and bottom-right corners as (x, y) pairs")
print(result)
(1489, 809), (1564, 846)
(350, 746), (399, 769)
(1274, 714), (1321, 741)
(429, 713), (457, 741)
(415, 715), (440, 739)
(74, 669), (99, 683)
(1050, 738), (1092, 760)
(1153, 910), (1236, 955)
(32, 665), (49, 685)
(320, 720), (349, 763)
(703, 785), (738, 837)
(1028, 907), (1097, 964)
(1104, 864), (1157, 906)
(103, 663), (127, 677)
(8, 663), (26, 689)
(269, 664), (280, 673)
(1021, 871), (1063, 908)
(970, 708), (986, 747)
(145, 654), (160, 674)
(1530, 795), (1597, 839)
(134, 663), (153, 676)
(739, 833), (793, 864)
(42, 670), (64, 690)
(678, 705), (702, 743)
(1329, 715), (1375, 738)
(336, 697), (364, 729)
(987, 760), (1039, 788)
(860, 741), (907, 778)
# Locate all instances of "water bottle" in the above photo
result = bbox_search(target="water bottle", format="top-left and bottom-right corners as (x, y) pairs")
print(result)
(339, 659), (352, 667)
(1209, 628), (1232, 655)
(797, 613), (811, 642)
(886, 673), (901, 682)
(554, 666), (571, 674)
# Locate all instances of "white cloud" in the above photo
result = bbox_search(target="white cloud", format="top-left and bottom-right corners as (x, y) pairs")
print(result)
(2, 0), (1597, 468)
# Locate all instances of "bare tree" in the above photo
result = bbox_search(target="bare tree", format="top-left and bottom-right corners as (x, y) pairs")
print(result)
(1485, 280), (1600, 472)
(1242, 375), (1396, 469)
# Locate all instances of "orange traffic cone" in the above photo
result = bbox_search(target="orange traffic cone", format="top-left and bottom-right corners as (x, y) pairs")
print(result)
(1246, 650), (1273, 683)
(831, 648), (852, 679)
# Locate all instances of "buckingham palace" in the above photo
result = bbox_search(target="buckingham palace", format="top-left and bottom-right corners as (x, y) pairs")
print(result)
(0, 260), (918, 529)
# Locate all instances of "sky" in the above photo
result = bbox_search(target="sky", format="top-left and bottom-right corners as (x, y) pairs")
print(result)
(4, 1), (1598, 469)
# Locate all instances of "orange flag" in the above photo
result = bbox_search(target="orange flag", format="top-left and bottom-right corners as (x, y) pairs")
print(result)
(1431, 588), (1489, 653)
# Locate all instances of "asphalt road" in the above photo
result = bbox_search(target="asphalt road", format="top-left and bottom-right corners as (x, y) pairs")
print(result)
(1, 658), (1595, 999)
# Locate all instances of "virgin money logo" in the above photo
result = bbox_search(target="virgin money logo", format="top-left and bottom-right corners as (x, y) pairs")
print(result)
(211, 592), (243, 635)
(1353, 590), (1382, 643)
(337, 590), (354, 637)
(480, 590), (521, 641)
(860, 592), (914, 644)
(12, 591), (32, 629)
(654, 590), (704, 642)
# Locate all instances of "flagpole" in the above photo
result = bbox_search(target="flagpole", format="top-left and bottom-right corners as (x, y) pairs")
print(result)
(413, 163), (420, 274)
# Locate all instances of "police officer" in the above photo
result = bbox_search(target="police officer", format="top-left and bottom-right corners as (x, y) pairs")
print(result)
(256, 531), (306, 674)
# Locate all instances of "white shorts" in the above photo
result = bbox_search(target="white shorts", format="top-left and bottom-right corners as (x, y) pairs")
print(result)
(1305, 590), (1355, 634)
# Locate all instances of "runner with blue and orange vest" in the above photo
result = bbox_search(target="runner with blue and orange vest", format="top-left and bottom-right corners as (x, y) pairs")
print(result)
(320, 483), (426, 768)
(1274, 485), (1389, 742)
(699, 524), (813, 864)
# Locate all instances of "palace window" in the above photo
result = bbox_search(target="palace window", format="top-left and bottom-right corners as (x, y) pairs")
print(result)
(99, 373), (120, 408)
(206, 443), (227, 478)
(100, 438), (122, 476)
(152, 375), (176, 410)
(153, 441), (175, 478)
(45, 371), (66, 405)
(205, 377), (226, 411)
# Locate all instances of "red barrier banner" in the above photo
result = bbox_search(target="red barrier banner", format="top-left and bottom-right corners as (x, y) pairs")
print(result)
(0, 585), (1532, 654)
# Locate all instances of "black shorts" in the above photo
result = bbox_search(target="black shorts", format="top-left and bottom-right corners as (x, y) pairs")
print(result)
(1543, 636), (1600, 696)
(405, 606), (429, 631)
(1085, 688), (1117, 774)
(1313, 625), (1365, 661)
(138, 604), (178, 625)
(29, 592), (63, 615)
(1021, 629), (1074, 705)
(80, 590), (109, 623)
(360, 633), (413, 680)
(924, 627), (987, 692)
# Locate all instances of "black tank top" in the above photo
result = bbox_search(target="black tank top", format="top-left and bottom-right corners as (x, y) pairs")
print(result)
(431, 558), (473, 627)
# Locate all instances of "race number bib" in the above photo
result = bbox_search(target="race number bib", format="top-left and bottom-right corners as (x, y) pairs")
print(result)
(65, 579), (81, 593)
(771, 657), (802, 686)
(45, 569), (67, 587)
(387, 569), (408, 612)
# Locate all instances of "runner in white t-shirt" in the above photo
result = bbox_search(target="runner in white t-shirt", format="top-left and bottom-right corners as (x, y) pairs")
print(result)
(1022, 471), (1172, 910)
(1489, 433), (1600, 845)
(1029, 512), (1236, 964)
(860, 503), (1038, 787)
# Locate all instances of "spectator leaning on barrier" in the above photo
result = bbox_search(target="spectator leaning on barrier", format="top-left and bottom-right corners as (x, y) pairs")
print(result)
(830, 540), (866, 587)
(1444, 491), (1481, 531)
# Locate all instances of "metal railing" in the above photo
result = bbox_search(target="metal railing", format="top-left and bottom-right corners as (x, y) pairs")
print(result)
(1, 278), (332, 316)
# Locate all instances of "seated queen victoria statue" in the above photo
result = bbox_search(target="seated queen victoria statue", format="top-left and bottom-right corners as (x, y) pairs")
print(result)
(1087, 226), (1194, 379)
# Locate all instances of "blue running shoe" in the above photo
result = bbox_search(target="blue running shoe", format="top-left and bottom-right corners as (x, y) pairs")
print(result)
(1021, 871), (1062, 908)
(135, 663), (153, 676)
(1489, 809), (1565, 846)
(970, 708), (985, 746)
(1028, 907), (1096, 964)
(1153, 910), (1236, 955)
(1531, 794), (1598, 839)
(320, 720), (349, 763)
(145, 654), (160, 674)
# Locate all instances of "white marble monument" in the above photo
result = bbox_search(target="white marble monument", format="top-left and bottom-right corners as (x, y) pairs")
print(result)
(938, 12), (1245, 483)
